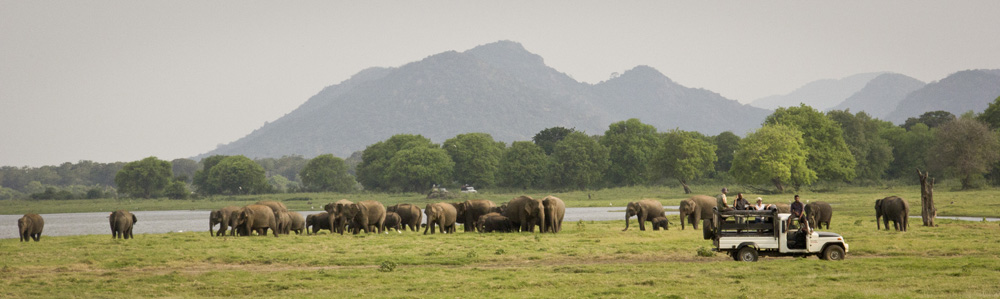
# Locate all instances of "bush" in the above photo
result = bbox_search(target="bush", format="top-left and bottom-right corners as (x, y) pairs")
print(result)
(378, 261), (397, 272)
(696, 246), (716, 257)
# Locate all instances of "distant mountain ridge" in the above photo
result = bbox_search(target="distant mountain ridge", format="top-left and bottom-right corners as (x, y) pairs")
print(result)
(199, 41), (770, 160)
(751, 72), (886, 111)
(828, 73), (926, 118)
(884, 69), (1000, 123)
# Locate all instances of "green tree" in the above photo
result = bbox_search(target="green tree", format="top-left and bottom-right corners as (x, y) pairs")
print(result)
(600, 119), (658, 186)
(268, 175), (301, 193)
(164, 180), (189, 199)
(712, 131), (741, 175)
(356, 134), (436, 191)
(114, 157), (173, 198)
(881, 123), (935, 180)
(171, 159), (199, 183)
(651, 129), (718, 194)
(828, 110), (894, 182)
(384, 146), (454, 192)
(300, 154), (356, 192)
(192, 155), (227, 194)
(928, 118), (1000, 189)
(549, 132), (610, 190)
(533, 127), (575, 155)
(903, 110), (956, 131)
(207, 155), (269, 195)
(764, 104), (856, 182)
(731, 124), (816, 192)
(976, 96), (1000, 130)
(497, 141), (549, 189)
(443, 133), (505, 188)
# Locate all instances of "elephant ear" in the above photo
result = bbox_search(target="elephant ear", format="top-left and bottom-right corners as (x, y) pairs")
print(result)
(131, 213), (138, 224)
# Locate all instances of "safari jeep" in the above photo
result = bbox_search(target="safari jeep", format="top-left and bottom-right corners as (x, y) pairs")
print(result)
(705, 208), (849, 262)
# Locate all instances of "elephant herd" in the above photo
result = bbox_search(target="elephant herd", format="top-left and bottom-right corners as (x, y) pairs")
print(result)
(9, 194), (915, 243)
(209, 201), (305, 237)
(209, 196), (567, 237)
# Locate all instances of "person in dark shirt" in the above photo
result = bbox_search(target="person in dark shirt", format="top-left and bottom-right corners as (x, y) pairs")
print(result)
(733, 193), (749, 210)
(788, 195), (805, 228)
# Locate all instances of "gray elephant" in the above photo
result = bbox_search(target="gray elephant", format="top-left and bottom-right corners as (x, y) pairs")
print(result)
(340, 200), (386, 234)
(805, 201), (833, 229)
(876, 196), (909, 231)
(453, 199), (497, 232)
(288, 211), (305, 235)
(503, 196), (545, 233)
(18, 213), (44, 242)
(383, 212), (402, 232)
(210, 206), (241, 236)
(477, 213), (514, 233)
(542, 196), (566, 233)
(109, 210), (137, 239)
(424, 202), (458, 234)
(237, 204), (278, 237)
(324, 199), (354, 235)
(651, 216), (669, 230)
(275, 211), (292, 234)
(228, 210), (245, 236)
(386, 203), (423, 232)
(678, 195), (716, 230)
(623, 199), (667, 231)
(305, 212), (333, 235)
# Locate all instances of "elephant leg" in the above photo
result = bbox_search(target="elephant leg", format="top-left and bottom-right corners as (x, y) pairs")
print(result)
(638, 215), (647, 231)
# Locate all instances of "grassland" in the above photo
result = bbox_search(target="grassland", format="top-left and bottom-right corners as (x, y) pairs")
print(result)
(2, 184), (1000, 297)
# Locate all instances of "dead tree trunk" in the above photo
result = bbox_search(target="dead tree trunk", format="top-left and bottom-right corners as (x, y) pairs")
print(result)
(772, 178), (785, 193)
(917, 168), (936, 227)
(679, 179), (692, 194)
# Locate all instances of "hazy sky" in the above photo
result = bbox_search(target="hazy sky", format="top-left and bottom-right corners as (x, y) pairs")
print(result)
(2, 1), (999, 167)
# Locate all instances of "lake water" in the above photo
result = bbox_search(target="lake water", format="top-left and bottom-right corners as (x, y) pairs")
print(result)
(2, 207), (993, 239)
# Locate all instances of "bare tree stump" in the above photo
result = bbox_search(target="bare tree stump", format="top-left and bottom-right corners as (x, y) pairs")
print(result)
(917, 168), (936, 227)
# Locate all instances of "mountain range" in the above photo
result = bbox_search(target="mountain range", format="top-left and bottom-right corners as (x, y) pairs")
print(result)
(750, 72), (887, 111)
(200, 41), (1000, 160)
(200, 41), (768, 160)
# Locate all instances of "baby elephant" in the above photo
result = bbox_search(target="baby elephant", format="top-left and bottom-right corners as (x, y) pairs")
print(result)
(383, 212), (403, 232)
(18, 213), (45, 242)
(110, 210), (138, 239)
(477, 213), (514, 233)
(651, 216), (669, 230)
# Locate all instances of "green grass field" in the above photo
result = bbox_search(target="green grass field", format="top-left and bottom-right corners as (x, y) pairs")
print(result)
(3, 185), (1000, 297)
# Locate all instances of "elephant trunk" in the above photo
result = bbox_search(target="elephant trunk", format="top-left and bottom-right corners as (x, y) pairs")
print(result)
(679, 211), (686, 230)
(622, 213), (631, 231)
(538, 208), (548, 234)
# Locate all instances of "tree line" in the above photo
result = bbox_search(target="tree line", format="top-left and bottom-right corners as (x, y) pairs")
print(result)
(3, 96), (1000, 199)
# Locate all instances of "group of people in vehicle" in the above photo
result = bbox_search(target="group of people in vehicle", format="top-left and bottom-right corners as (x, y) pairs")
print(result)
(715, 188), (808, 228)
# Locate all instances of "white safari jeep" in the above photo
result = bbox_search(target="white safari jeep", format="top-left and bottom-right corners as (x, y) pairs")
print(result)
(705, 208), (849, 262)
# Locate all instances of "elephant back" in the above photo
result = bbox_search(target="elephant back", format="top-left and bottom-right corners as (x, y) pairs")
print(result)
(255, 201), (289, 214)
(637, 199), (665, 215)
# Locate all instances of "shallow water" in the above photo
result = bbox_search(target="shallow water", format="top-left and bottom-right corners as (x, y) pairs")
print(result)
(2, 207), (992, 239)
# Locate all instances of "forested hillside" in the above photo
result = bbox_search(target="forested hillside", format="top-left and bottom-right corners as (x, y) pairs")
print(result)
(201, 41), (768, 160)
